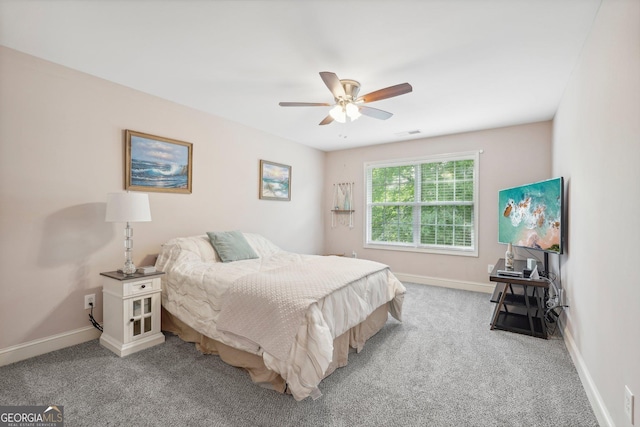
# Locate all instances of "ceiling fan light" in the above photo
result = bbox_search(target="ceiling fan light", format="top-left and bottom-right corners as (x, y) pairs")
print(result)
(329, 105), (346, 123)
(345, 102), (361, 121)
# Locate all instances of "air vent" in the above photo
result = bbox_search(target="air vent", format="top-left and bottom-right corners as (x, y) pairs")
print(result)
(394, 130), (422, 136)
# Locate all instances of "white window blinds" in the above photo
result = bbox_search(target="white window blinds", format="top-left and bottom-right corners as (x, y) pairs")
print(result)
(365, 151), (479, 256)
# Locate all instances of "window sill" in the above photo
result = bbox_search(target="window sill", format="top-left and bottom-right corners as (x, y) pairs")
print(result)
(364, 243), (478, 257)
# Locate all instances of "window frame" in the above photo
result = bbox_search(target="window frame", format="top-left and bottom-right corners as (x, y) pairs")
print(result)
(364, 151), (480, 257)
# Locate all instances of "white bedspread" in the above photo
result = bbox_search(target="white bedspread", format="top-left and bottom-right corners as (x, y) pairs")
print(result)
(217, 256), (389, 361)
(155, 233), (405, 400)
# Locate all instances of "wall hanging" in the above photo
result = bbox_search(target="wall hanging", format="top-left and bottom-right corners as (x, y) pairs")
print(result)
(259, 160), (291, 201)
(332, 182), (354, 228)
(125, 130), (193, 194)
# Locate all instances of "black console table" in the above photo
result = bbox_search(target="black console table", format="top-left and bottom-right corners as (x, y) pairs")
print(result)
(489, 259), (549, 339)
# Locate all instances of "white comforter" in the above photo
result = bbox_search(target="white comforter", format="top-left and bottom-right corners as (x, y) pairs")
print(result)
(155, 233), (406, 400)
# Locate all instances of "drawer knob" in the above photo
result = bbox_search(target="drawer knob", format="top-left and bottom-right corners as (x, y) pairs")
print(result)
(130, 318), (134, 322)
(141, 284), (146, 288)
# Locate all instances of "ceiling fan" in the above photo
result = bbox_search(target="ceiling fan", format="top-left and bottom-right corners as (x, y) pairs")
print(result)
(279, 72), (412, 125)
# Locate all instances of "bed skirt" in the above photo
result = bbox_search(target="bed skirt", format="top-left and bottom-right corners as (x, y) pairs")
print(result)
(160, 303), (390, 394)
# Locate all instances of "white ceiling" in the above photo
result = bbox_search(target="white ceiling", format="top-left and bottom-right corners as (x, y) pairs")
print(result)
(0, 0), (601, 151)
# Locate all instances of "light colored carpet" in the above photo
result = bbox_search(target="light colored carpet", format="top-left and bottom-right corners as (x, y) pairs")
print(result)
(0, 283), (598, 426)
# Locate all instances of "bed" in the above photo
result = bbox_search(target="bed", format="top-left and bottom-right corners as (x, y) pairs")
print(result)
(155, 232), (405, 400)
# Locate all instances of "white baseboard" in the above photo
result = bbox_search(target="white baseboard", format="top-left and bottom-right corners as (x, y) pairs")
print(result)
(559, 317), (613, 427)
(394, 272), (494, 294)
(0, 326), (101, 367)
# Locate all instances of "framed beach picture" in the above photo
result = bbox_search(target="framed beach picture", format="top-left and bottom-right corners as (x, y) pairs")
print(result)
(259, 160), (291, 201)
(124, 130), (193, 194)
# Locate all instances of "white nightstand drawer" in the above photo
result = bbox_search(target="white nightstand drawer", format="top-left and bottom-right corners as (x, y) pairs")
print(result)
(124, 279), (159, 296)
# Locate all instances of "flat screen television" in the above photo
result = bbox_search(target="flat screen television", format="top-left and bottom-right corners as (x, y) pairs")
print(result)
(498, 177), (564, 255)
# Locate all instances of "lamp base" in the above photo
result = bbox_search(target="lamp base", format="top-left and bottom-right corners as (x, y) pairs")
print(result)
(121, 222), (136, 275)
(119, 261), (137, 275)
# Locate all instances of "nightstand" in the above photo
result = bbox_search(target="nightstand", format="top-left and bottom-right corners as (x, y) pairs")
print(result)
(99, 270), (165, 356)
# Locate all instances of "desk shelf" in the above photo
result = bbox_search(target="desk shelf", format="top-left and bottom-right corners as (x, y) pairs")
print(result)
(490, 283), (541, 307)
(489, 259), (549, 339)
(493, 312), (546, 338)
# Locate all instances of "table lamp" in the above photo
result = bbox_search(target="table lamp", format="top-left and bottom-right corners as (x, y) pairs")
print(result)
(105, 192), (151, 275)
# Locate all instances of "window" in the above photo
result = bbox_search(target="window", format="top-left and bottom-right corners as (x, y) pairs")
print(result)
(365, 152), (479, 256)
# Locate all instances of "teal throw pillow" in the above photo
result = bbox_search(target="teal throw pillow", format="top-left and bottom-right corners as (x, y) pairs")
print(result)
(206, 231), (258, 263)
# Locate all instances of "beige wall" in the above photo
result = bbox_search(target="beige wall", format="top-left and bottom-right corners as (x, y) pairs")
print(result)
(0, 46), (325, 350)
(553, 0), (640, 425)
(324, 121), (553, 287)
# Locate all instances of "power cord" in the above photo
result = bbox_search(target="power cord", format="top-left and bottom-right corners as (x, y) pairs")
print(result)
(541, 275), (569, 335)
(514, 247), (569, 336)
(88, 302), (103, 332)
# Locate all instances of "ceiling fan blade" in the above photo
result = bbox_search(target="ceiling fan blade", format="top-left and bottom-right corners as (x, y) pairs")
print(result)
(320, 72), (345, 99)
(359, 106), (393, 120)
(319, 115), (334, 125)
(356, 83), (412, 103)
(279, 102), (331, 107)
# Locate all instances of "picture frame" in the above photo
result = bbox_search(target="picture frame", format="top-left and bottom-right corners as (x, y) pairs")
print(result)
(259, 160), (291, 201)
(125, 130), (193, 194)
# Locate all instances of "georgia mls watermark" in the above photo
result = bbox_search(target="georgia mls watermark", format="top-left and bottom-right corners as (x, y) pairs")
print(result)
(0, 406), (63, 427)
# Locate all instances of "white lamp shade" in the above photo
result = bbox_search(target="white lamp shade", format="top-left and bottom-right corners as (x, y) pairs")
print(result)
(329, 105), (346, 123)
(345, 102), (361, 120)
(105, 192), (152, 222)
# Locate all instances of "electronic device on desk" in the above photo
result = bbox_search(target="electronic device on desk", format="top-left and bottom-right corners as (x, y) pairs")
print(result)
(136, 265), (156, 274)
(497, 265), (539, 279)
(497, 269), (523, 278)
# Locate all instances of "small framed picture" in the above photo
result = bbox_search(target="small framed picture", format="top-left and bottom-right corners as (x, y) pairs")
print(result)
(125, 130), (193, 194)
(259, 160), (291, 201)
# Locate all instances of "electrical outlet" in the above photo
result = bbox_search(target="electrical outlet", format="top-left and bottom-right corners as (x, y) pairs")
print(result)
(488, 264), (494, 274)
(625, 385), (635, 424)
(352, 251), (357, 258)
(84, 294), (95, 310)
